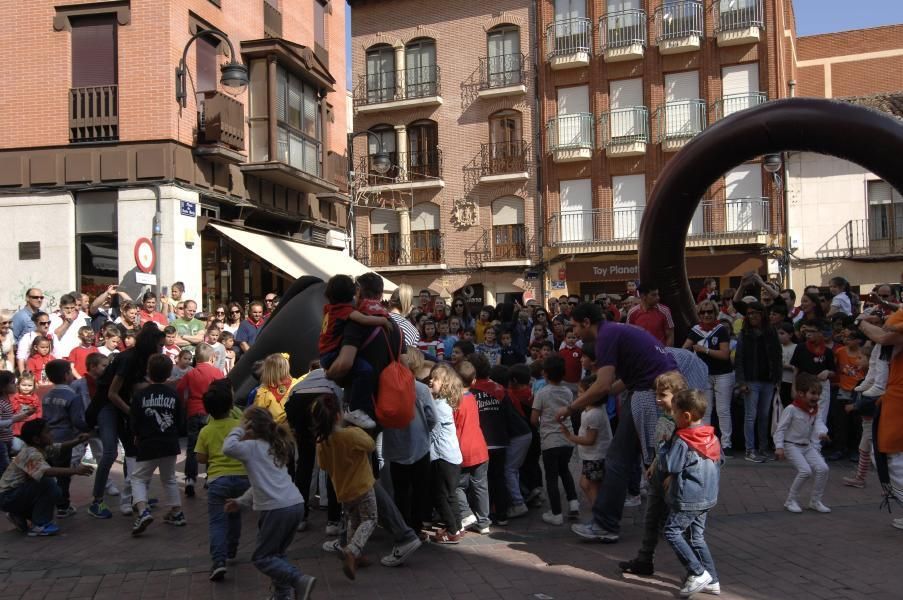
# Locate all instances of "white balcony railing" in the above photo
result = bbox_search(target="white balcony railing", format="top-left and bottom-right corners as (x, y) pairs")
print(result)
(546, 17), (593, 58)
(714, 0), (764, 33)
(547, 113), (595, 152)
(600, 10), (647, 50)
(655, 0), (704, 42)
(714, 92), (767, 119)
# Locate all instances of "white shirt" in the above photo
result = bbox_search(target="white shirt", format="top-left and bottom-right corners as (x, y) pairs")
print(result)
(577, 407), (612, 461)
(16, 331), (61, 362)
(773, 404), (827, 448)
(831, 293), (852, 316)
(49, 311), (92, 358)
(781, 343), (797, 384)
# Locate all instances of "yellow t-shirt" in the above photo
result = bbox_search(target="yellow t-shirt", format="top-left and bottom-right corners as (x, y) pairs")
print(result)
(317, 426), (376, 503)
(253, 376), (305, 424)
(195, 417), (248, 481)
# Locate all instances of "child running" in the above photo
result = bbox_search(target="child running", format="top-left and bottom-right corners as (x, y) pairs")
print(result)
(196, 379), (249, 581)
(659, 389), (723, 598)
(774, 372), (831, 514)
(130, 354), (186, 535)
(312, 393), (378, 580)
(223, 407), (315, 600)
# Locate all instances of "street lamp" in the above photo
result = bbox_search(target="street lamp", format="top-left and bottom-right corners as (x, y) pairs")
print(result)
(347, 130), (394, 258)
(176, 29), (249, 107)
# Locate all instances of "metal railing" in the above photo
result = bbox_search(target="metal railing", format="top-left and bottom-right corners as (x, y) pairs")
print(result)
(546, 17), (593, 58)
(354, 65), (441, 106)
(547, 113), (595, 151)
(714, 0), (764, 33)
(70, 85), (119, 143)
(714, 92), (767, 119)
(492, 224), (528, 260)
(478, 140), (529, 176)
(655, 100), (707, 141)
(356, 232), (445, 267)
(198, 91), (245, 150)
(821, 217), (903, 258)
(655, 1), (704, 42)
(546, 199), (769, 246)
(600, 9), (647, 50)
(358, 149), (443, 185)
(601, 107), (649, 147)
(479, 53), (525, 89)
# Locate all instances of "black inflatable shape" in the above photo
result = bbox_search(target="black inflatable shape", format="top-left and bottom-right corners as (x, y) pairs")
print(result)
(227, 276), (326, 401)
(639, 98), (903, 344)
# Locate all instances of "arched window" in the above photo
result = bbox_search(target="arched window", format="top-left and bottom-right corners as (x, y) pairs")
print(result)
(410, 203), (442, 264)
(407, 119), (439, 180)
(366, 124), (398, 183)
(366, 44), (396, 103)
(486, 25), (521, 87)
(487, 110), (525, 174)
(492, 196), (527, 259)
(405, 38), (437, 98)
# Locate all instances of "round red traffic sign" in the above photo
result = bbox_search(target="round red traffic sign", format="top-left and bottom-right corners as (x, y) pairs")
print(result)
(134, 237), (155, 273)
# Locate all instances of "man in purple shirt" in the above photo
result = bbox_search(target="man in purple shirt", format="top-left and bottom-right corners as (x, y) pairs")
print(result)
(558, 302), (677, 543)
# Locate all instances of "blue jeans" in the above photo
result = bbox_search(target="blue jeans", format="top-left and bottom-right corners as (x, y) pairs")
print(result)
(0, 440), (9, 475)
(253, 503), (305, 600)
(185, 415), (209, 482)
(743, 381), (774, 452)
(663, 509), (718, 581)
(320, 350), (375, 417)
(92, 404), (121, 499)
(208, 475), (251, 564)
(0, 476), (61, 526)
(591, 391), (644, 534)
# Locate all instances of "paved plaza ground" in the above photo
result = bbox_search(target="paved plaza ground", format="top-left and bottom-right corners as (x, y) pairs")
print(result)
(1, 453), (901, 600)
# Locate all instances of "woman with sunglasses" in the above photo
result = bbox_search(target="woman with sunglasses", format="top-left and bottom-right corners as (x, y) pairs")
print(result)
(683, 300), (735, 456)
(15, 312), (54, 375)
(450, 297), (475, 331)
(0, 310), (14, 372)
(223, 302), (243, 335)
(529, 309), (553, 346)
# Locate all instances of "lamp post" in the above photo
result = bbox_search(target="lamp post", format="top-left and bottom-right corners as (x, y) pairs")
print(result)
(175, 29), (249, 107)
(763, 153), (791, 286)
(347, 131), (392, 259)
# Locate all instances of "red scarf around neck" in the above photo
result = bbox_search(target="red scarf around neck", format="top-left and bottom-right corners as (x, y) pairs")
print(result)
(805, 339), (826, 357)
(792, 398), (818, 416)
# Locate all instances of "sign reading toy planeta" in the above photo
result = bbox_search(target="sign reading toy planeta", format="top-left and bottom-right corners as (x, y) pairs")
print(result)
(565, 254), (764, 282)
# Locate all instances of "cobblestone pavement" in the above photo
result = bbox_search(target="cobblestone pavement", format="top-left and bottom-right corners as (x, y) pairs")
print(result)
(1, 453), (901, 600)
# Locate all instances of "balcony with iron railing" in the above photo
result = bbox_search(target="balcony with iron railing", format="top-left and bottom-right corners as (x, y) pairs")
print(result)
(545, 199), (769, 251)
(655, 99), (707, 152)
(463, 226), (539, 267)
(714, 92), (767, 120)
(357, 149), (444, 191)
(70, 85), (119, 143)
(655, 0), (703, 54)
(817, 216), (903, 259)
(356, 232), (445, 269)
(194, 91), (245, 164)
(478, 53), (526, 98)
(546, 17), (592, 69)
(354, 65), (442, 113)
(475, 140), (530, 183)
(601, 107), (649, 157)
(600, 9), (647, 62)
(547, 113), (594, 163)
(714, 0), (764, 46)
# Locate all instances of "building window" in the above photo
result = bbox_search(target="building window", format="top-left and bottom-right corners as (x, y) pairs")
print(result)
(365, 44), (396, 104)
(868, 180), (903, 241)
(75, 191), (118, 296)
(314, 0), (326, 49)
(404, 38), (437, 98)
(196, 34), (218, 102)
(407, 119), (439, 180)
(366, 124), (397, 183)
(612, 174), (645, 239)
(492, 196), (526, 259)
(487, 110), (525, 174)
(486, 25), (521, 87)
(369, 210), (400, 266)
(275, 66), (322, 177)
(410, 203), (441, 264)
(70, 15), (119, 142)
(558, 178), (593, 242)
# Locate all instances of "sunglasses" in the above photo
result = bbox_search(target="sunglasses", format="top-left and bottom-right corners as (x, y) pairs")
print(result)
(698, 309), (715, 315)
(216, 311), (225, 315)
(0, 321), (11, 325)
(37, 321), (50, 325)
(29, 295), (45, 300)
(454, 303), (464, 307)
(568, 301), (578, 305)
(230, 310), (241, 314)
(265, 299), (275, 303)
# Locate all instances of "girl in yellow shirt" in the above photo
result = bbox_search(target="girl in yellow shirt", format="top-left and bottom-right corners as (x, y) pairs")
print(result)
(253, 353), (303, 424)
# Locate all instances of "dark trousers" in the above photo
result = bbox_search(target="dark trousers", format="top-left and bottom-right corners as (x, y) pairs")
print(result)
(184, 414), (209, 482)
(252, 504), (304, 598)
(829, 390), (857, 453)
(390, 452), (432, 531)
(295, 441), (316, 520)
(208, 475), (250, 564)
(431, 459), (461, 533)
(0, 476), (61, 526)
(50, 445), (74, 509)
(519, 426), (543, 493)
(637, 475), (669, 564)
(487, 447), (510, 520)
(591, 392), (642, 534)
(541, 446), (577, 515)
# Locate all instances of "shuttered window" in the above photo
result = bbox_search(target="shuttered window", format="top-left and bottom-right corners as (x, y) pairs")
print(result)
(492, 196), (524, 226)
(196, 35), (218, 94)
(370, 210), (400, 234)
(71, 15), (117, 87)
(411, 203), (439, 231)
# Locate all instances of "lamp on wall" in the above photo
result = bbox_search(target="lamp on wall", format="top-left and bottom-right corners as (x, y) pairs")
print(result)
(346, 130), (395, 258)
(176, 28), (249, 107)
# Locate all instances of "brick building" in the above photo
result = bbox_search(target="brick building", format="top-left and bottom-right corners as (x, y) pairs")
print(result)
(0, 0), (361, 310)
(538, 0), (800, 299)
(786, 24), (903, 294)
(348, 0), (541, 306)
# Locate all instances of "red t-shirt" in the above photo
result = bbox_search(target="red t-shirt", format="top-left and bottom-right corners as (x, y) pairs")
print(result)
(139, 310), (169, 328)
(10, 392), (41, 435)
(67, 345), (98, 377)
(359, 298), (389, 317)
(319, 303), (355, 355)
(507, 386), (533, 418)
(176, 362), (221, 417)
(453, 391), (489, 468)
(471, 378), (505, 402)
(25, 354), (54, 385)
(559, 345), (583, 383)
(627, 304), (674, 344)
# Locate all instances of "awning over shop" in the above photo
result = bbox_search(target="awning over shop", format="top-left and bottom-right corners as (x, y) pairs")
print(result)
(210, 223), (397, 292)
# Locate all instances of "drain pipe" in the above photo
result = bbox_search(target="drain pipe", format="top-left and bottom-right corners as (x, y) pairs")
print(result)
(151, 184), (163, 302)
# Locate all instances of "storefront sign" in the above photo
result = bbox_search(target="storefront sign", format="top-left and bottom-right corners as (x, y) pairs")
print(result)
(565, 255), (765, 282)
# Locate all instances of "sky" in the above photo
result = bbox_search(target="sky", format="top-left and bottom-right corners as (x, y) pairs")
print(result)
(793, 0), (903, 36)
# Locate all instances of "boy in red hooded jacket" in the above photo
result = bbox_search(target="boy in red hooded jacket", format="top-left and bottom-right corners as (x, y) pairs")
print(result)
(658, 389), (723, 598)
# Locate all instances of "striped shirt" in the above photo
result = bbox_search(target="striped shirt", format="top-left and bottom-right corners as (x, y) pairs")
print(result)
(390, 312), (420, 348)
(627, 303), (674, 344)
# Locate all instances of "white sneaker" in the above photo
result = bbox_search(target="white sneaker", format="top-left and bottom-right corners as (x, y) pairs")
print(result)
(624, 494), (642, 508)
(862, 385), (886, 398)
(892, 517), (903, 530)
(701, 581), (721, 595)
(784, 499), (802, 513)
(680, 570), (713, 597)
(541, 511), (563, 525)
(508, 504), (529, 518)
(568, 499), (580, 513)
(325, 521), (341, 536)
(106, 482), (120, 496)
(344, 409), (377, 430)
(460, 514), (477, 529)
(120, 504), (134, 516)
(808, 500), (831, 513)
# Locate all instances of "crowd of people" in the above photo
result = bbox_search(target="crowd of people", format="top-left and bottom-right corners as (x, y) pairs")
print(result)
(1, 269), (902, 599)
